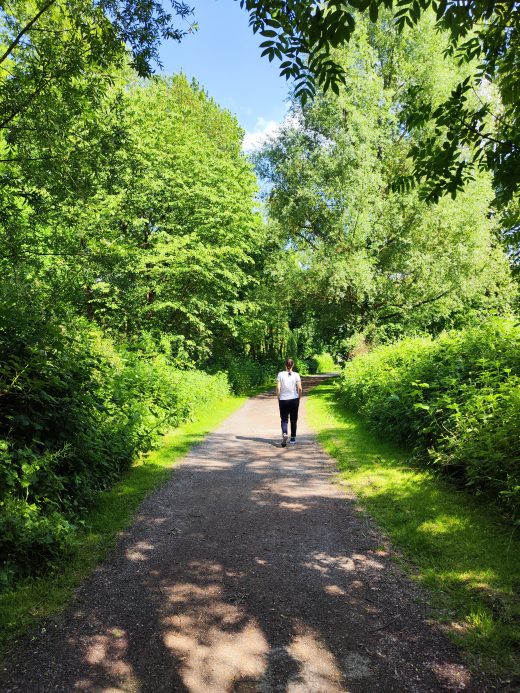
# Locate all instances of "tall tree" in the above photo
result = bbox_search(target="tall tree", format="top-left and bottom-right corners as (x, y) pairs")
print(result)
(241, 0), (519, 207)
(254, 13), (515, 349)
(77, 75), (266, 362)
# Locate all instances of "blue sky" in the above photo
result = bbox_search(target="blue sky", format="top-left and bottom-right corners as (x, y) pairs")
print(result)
(157, 0), (289, 145)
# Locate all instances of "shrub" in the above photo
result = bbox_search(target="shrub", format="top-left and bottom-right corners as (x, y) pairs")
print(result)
(294, 358), (311, 375)
(0, 497), (75, 583)
(219, 355), (295, 394)
(0, 315), (230, 583)
(223, 356), (274, 394)
(215, 354), (314, 393)
(338, 318), (520, 516)
(311, 353), (337, 373)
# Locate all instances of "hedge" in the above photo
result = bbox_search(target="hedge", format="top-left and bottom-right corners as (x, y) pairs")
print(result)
(0, 319), (229, 585)
(337, 318), (520, 516)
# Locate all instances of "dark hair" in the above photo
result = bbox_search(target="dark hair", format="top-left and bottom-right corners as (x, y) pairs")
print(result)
(285, 358), (294, 371)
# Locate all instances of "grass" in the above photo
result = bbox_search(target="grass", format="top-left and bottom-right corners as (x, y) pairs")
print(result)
(0, 393), (248, 653)
(307, 381), (520, 679)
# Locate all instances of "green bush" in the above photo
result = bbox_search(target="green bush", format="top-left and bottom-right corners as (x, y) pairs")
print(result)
(311, 353), (337, 373)
(223, 356), (274, 394)
(338, 318), (520, 515)
(219, 355), (289, 394)
(0, 314), (229, 583)
(214, 353), (317, 394)
(221, 354), (315, 393)
(294, 358), (311, 375)
(0, 497), (75, 586)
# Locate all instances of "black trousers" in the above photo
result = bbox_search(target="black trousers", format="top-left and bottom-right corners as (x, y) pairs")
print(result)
(279, 397), (300, 438)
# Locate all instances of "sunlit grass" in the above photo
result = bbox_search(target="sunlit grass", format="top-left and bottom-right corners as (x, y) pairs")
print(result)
(0, 394), (247, 653)
(307, 382), (520, 677)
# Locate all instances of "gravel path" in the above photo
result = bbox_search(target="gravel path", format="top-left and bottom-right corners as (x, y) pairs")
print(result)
(1, 377), (490, 692)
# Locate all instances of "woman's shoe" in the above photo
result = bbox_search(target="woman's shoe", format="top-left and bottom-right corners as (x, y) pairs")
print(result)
(289, 438), (296, 445)
(281, 433), (288, 447)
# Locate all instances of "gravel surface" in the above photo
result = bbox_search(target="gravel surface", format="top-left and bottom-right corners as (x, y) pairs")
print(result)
(0, 376), (493, 692)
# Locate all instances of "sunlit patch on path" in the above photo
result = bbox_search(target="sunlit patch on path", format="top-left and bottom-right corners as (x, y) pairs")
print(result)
(0, 377), (486, 692)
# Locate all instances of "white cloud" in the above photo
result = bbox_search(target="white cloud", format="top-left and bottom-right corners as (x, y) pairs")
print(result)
(242, 117), (282, 152)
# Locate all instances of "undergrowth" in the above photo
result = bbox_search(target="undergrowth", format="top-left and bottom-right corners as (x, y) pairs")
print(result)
(337, 318), (520, 517)
(0, 316), (230, 586)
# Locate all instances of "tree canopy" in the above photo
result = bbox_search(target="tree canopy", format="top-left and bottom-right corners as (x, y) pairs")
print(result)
(2, 0), (517, 207)
(254, 12), (515, 349)
(241, 0), (519, 207)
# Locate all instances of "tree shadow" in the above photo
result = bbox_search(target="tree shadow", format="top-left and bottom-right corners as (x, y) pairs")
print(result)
(235, 436), (315, 448)
(235, 436), (281, 448)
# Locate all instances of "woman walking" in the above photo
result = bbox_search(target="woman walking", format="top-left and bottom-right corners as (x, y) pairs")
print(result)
(276, 358), (303, 447)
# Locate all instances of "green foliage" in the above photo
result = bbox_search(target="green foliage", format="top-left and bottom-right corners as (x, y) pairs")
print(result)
(0, 394), (246, 650)
(216, 354), (306, 393)
(0, 0), (193, 91)
(255, 16), (515, 348)
(0, 61), (268, 586)
(293, 359), (310, 375)
(338, 318), (520, 515)
(212, 351), (319, 394)
(243, 0), (519, 206)
(0, 497), (76, 588)
(0, 12), (274, 587)
(310, 352), (336, 373)
(240, 0), (351, 103)
(0, 0), (517, 627)
(220, 356), (275, 395)
(0, 308), (229, 583)
(65, 74), (265, 362)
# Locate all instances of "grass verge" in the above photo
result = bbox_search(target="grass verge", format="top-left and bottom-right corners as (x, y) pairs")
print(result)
(0, 393), (248, 653)
(307, 381), (520, 679)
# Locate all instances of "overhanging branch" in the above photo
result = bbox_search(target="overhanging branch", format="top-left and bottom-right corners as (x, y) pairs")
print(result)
(0, 0), (57, 66)
(378, 289), (451, 322)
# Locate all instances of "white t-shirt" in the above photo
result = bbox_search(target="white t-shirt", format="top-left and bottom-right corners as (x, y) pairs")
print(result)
(277, 370), (301, 400)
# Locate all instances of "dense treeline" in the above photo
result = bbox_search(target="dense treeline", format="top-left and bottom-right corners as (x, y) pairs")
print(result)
(2, 71), (266, 362)
(0, 56), (316, 582)
(0, 70), (272, 583)
(0, 8), (293, 581)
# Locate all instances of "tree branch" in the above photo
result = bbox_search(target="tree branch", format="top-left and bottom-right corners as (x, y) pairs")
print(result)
(294, 227), (318, 248)
(0, 156), (54, 162)
(450, 107), (503, 147)
(378, 289), (451, 322)
(0, 0), (57, 66)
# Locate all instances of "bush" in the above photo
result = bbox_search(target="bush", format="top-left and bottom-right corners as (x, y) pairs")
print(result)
(0, 315), (230, 583)
(294, 358), (311, 375)
(222, 356), (274, 394)
(0, 497), (75, 584)
(221, 354), (317, 393)
(310, 353), (337, 373)
(213, 353), (318, 394)
(338, 318), (520, 516)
